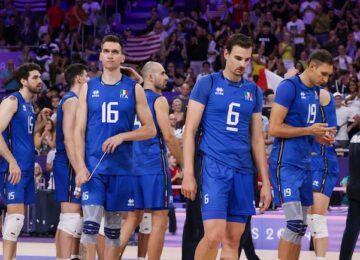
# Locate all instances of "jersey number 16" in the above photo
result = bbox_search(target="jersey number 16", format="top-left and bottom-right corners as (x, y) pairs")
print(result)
(102, 102), (119, 123)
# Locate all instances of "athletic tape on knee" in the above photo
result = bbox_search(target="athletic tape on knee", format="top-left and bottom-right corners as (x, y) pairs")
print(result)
(139, 213), (152, 234)
(307, 214), (314, 234)
(104, 211), (121, 247)
(2, 213), (24, 241)
(80, 205), (104, 245)
(74, 217), (83, 238)
(98, 216), (105, 236)
(57, 213), (82, 237)
(282, 202), (307, 243)
(310, 214), (328, 239)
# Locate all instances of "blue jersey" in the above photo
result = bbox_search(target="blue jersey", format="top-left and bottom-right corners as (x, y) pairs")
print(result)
(0, 92), (35, 174)
(311, 92), (338, 170)
(133, 89), (169, 175)
(190, 72), (262, 170)
(269, 75), (321, 168)
(55, 91), (78, 160)
(85, 75), (136, 175)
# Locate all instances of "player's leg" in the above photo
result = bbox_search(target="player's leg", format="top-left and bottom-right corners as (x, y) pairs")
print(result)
(80, 175), (106, 260)
(137, 211), (151, 259)
(147, 210), (168, 260)
(221, 171), (255, 260)
(103, 210), (122, 259)
(54, 160), (82, 260)
(96, 217), (105, 260)
(195, 155), (232, 260)
(118, 211), (139, 258)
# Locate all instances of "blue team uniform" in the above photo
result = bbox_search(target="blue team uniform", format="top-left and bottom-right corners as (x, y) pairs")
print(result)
(53, 91), (80, 204)
(190, 72), (262, 223)
(269, 75), (321, 206)
(0, 92), (35, 205)
(311, 92), (339, 197)
(132, 89), (173, 210)
(81, 76), (136, 212)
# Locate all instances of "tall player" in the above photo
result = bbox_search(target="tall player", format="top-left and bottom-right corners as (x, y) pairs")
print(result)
(308, 89), (339, 260)
(181, 33), (272, 260)
(0, 63), (42, 259)
(54, 63), (89, 260)
(74, 35), (156, 260)
(132, 61), (184, 260)
(268, 49), (335, 260)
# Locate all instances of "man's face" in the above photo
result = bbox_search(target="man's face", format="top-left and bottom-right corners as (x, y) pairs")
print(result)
(180, 83), (190, 97)
(51, 97), (60, 109)
(24, 70), (42, 94)
(100, 42), (124, 71)
(152, 64), (168, 90)
(335, 96), (343, 107)
(169, 114), (177, 128)
(309, 62), (333, 86)
(224, 46), (252, 78)
(7, 60), (14, 70)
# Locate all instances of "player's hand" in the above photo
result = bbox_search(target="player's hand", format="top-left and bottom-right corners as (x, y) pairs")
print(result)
(308, 123), (334, 136)
(316, 134), (336, 146)
(181, 172), (197, 201)
(75, 166), (90, 186)
(120, 66), (143, 84)
(102, 134), (124, 153)
(259, 182), (272, 213)
(8, 160), (21, 185)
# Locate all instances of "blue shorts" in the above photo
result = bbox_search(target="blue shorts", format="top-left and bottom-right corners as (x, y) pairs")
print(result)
(81, 174), (134, 212)
(4, 172), (35, 205)
(53, 158), (81, 204)
(133, 174), (173, 210)
(270, 163), (313, 207)
(200, 155), (255, 223)
(311, 156), (339, 197)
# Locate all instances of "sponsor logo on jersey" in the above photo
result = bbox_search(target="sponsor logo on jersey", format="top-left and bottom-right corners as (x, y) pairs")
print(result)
(128, 198), (135, 207)
(313, 180), (319, 187)
(215, 87), (224, 95)
(120, 89), (129, 99)
(244, 91), (253, 101)
(300, 92), (306, 99)
(92, 90), (100, 98)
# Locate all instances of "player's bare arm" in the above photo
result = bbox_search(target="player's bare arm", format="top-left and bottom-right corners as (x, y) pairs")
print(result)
(251, 112), (272, 213)
(181, 100), (204, 201)
(0, 96), (21, 184)
(74, 83), (90, 187)
(62, 97), (80, 174)
(155, 96), (184, 168)
(34, 107), (52, 133)
(269, 103), (332, 138)
(102, 83), (156, 153)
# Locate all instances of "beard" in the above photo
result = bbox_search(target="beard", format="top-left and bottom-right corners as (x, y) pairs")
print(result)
(28, 84), (42, 94)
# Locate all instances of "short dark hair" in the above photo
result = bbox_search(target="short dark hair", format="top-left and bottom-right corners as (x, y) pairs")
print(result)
(225, 33), (253, 53)
(202, 61), (210, 67)
(308, 49), (334, 66)
(15, 63), (41, 86)
(64, 63), (88, 87)
(101, 34), (124, 53)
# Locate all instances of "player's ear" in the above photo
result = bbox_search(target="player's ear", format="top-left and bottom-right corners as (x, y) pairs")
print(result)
(121, 53), (125, 63)
(224, 48), (229, 60)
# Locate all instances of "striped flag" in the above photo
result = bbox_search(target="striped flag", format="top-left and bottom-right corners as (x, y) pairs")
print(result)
(257, 68), (284, 93)
(124, 32), (161, 63)
(14, 0), (47, 12)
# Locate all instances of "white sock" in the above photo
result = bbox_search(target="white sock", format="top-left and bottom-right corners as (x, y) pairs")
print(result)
(316, 257), (325, 260)
(138, 257), (146, 260)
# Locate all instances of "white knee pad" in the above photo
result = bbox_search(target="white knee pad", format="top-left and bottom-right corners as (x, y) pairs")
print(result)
(139, 213), (152, 234)
(310, 214), (328, 239)
(307, 214), (314, 233)
(74, 216), (83, 238)
(2, 213), (24, 241)
(98, 216), (105, 236)
(58, 213), (82, 238)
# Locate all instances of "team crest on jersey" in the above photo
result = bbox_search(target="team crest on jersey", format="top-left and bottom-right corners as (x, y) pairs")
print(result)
(313, 180), (319, 187)
(215, 87), (224, 95)
(120, 89), (129, 99)
(300, 92), (306, 99)
(244, 91), (253, 101)
(314, 90), (319, 99)
(92, 90), (100, 98)
(127, 198), (134, 206)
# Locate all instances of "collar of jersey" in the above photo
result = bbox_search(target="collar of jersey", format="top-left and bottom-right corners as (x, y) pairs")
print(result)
(221, 72), (244, 87)
(100, 76), (123, 86)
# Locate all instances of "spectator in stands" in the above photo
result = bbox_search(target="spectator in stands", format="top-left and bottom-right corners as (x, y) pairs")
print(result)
(278, 32), (295, 70)
(46, 147), (56, 190)
(47, 0), (65, 38)
(173, 83), (191, 112)
(336, 45), (353, 71)
(82, 0), (101, 36)
(171, 98), (184, 128)
(50, 96), (60, 121)
(17, 45), (34, 64)
(299, 0), (320, 32)
(3, 15), (20, 48)
(66, 0), (87, 32)
(35, 118), (56, 155)
(1, 59), (20, 94)
(286, 12), (305, 59)
(163, 8), (180, 35)
(19, 16), (37, 46)
(323, 30), (339, 56)
(88, 62), (102, 79)
(255, 21), (278, 59)
(345, 78), (360, 109)
(187, 26), (209, 76)
(312, 5), (331, 46)
(153, 19), (169, 41)
(334, 92), (354, 148)
(196, 61), (211, 82)
(164, 32), (187, 70)
(328, 70), (350, 95)
(169, 155), (182, 203)
(34, 162), (46, 190)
